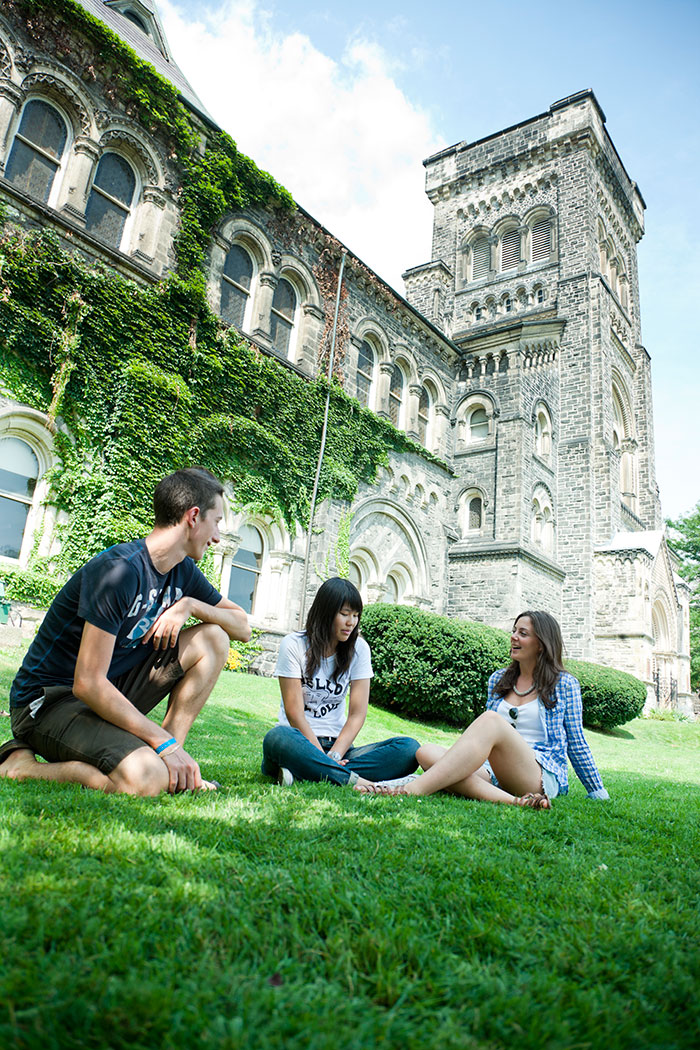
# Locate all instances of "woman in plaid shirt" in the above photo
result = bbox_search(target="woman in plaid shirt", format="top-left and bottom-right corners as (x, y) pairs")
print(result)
(389, 611), (608, 808)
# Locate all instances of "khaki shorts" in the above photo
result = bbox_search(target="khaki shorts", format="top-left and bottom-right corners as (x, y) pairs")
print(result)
(7, 645), (184, 775)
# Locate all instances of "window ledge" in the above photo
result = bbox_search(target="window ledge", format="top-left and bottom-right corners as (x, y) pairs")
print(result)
(0, 177), (161, 284)
(454, 441), (495, 456)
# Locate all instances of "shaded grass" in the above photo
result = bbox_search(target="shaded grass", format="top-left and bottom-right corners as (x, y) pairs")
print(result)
(1, 648), (699, 1050)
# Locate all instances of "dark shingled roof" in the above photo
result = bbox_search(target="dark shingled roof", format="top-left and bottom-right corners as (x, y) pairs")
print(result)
(74, 0), (216, 125)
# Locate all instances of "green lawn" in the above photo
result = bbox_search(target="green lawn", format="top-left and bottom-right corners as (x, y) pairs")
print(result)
(1, 646), (699, 1050)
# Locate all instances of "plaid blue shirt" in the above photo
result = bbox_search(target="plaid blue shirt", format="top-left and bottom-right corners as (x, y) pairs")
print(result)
(487, 670), (608, 798)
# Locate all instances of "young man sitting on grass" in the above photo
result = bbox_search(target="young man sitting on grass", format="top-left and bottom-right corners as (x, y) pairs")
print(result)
(0, 468), (250, 796)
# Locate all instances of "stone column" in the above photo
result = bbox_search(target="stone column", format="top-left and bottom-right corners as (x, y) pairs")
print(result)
(252, 271), (276, 345)
(366, 582), (385, 605)
(57, 137), (99, 222)
(0, 82), (22, 166)
(214, 531), (241, 599)
(434, 403), (450, 456)
(131, 186), (167, 264)
(406, 382), (423, 441)
(376, 361), (394, 421)
(519, 225), (529, 269)
(300, 302), (324, 373)
(264, 551), (294, 627)
(208, 233), (228, 314)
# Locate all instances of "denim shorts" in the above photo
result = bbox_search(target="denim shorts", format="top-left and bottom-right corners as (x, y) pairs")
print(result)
(485, 760), (560, 798)
(540, 767), (560, 798)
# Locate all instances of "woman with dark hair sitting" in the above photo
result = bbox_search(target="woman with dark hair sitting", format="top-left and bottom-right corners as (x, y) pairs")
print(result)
(262, 577), (420, 788)
(388, 611), (608, 807)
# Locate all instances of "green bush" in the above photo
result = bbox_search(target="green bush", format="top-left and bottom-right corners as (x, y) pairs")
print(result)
(361, 604), (646, 730)
(360, 603), (510, 726)
(566, 659), (646, 729)
(1, 565), (64, 608)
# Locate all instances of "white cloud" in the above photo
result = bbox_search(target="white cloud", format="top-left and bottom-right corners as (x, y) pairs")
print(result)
(159, 0), (444, 290)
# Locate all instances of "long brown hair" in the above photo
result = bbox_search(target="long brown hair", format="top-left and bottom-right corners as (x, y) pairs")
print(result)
(304, 578), (363, 682)
(495, 610), (565, 709)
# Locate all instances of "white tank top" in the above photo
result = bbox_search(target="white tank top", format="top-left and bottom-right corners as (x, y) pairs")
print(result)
(497, 697), (545, 747)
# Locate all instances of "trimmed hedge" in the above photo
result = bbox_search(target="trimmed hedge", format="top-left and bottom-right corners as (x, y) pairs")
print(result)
(360, 604), (509, 726)
(361, 604), (646, 730)
(566, 659), (646, 729)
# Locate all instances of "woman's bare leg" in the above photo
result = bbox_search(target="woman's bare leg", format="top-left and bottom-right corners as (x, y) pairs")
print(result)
(401, 711), (543, 799)
(416, 741), (524, 803)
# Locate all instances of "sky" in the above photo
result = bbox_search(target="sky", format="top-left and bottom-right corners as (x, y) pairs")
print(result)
(159, 0), (699, 521)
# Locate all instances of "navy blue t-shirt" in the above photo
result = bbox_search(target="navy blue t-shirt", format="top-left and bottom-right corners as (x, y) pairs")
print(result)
(10, 539), (222, 708)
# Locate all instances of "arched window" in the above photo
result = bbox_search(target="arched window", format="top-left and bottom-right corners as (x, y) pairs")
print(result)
(612, 384), (637, 511)
(417, 386), (431, 446)
(356, 340), (376, 408)
(227, 525), (263, 614)
(468, 496), (482, 531)
(221, 244), (253, 328)
(270, 277), (297, 357)
(122, 9), (149, 33)
(0, 437), (39, 559)
(348, 562), (362, 590)
(535, 407), (552, 460)
(456, 398), (494, 449)
(471, 236), (490, 280)
(469, 406), (489, 442)
(85, 152), (137, 249)
(500, 227), (520, 271)
(531, 216), (552, 262)
(5, 100), (68, 204)
(383, 575), (399, 603)
(388, 365), (405, 428)
(531, 489), (554, 555)
(458, 490), (484, 537)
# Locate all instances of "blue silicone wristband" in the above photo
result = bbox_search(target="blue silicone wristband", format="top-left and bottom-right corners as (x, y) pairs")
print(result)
(155, 737), (177, 755)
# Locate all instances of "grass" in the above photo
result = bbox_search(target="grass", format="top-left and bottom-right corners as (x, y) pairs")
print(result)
(1, 645), (699, 1050)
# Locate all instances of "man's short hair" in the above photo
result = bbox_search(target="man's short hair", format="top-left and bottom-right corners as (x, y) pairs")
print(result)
(153, 468), (224, 527)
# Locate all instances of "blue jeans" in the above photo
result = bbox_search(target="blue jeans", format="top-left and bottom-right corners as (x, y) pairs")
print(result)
(261, 725), (420, 786)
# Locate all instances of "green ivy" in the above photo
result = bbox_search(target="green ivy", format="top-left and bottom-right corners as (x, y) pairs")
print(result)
(0, 226), (435, 575)
(0, 564), (65, 608)
(12, 0), (294, 280)
(0, 0), (447, 588)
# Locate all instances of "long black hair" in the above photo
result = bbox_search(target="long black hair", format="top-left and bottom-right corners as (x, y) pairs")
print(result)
(495, 610), (566, 709)
(304, 577), (363, 682)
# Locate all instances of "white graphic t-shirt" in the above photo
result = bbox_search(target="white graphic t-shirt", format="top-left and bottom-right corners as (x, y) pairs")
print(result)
(274, 631), (373, 738)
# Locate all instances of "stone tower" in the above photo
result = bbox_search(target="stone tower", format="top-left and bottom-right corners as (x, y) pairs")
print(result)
(404, 90), (666, 660)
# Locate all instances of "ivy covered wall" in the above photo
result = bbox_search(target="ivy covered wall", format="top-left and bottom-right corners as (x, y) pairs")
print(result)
(0, 0), (441, 585)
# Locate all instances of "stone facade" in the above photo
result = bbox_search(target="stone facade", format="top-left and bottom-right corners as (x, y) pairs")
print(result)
(0, 5), (691, 711)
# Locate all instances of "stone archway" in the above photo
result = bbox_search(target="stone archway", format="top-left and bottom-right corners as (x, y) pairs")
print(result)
(349, 497), (430, 605)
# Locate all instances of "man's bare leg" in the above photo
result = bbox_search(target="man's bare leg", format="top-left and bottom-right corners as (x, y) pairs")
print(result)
(0, 747), (113, 791)
(0, 625), (229, 796)
(161, 623), (229, 745)
(107, 746), (169, 796)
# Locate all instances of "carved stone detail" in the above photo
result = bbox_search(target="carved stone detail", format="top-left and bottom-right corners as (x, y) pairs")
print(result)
(21, 71), (91, 135)
(99, 128), (158, 183)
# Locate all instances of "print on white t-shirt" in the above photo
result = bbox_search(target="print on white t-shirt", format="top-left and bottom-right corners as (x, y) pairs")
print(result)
(274, 631), (373, 738)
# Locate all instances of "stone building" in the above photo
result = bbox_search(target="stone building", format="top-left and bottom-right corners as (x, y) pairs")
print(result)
(0, 2), (691, 711)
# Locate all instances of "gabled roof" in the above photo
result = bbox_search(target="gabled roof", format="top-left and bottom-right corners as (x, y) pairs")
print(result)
(597, 530), (665, 559)
(74, 0), (215, 124)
